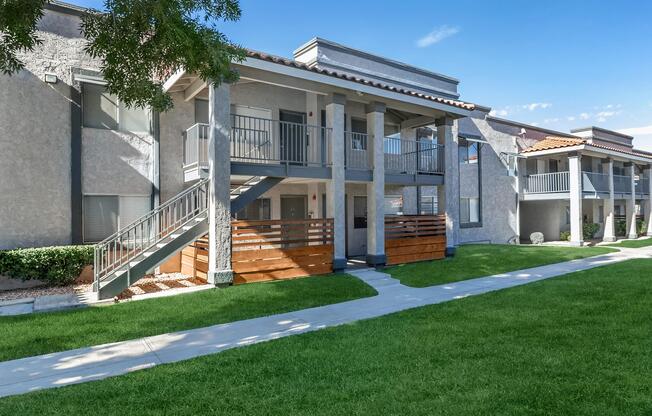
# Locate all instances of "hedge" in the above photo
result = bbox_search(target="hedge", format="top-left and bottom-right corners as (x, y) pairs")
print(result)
(0, 245), (94, 286)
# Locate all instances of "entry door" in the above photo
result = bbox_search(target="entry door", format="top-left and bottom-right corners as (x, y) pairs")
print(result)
(281, 196), (308, 247)
(279, 110), (307, 165)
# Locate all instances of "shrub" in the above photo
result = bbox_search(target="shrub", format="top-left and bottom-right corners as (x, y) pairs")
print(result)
(637, 220), (647, 236)
(583, 223), (600, 240)
(560, 231), (571, 241)
(529, 232), (544, 245)
(0, 245), (94, 286)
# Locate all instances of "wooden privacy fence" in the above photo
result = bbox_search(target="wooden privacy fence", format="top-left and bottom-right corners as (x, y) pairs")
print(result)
(384, 215), (446, 265)
(231, 218), (334, 283)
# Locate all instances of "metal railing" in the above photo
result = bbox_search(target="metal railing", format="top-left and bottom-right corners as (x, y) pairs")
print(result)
(183, 123), (209, 169)
(93, 178), (210, 290)
(383, 137), (444, 174)
(582, 171), (610, 193)
(613, 174), (632, 193)
(636, 177), (650, 195)
(524, 171), (570, 193)
(345, 131), (370, 169)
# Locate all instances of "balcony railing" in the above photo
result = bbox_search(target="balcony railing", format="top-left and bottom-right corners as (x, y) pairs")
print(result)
(345, 131), (370, 170)
(524, 171), (570, 193)
(183, 123), (209, 169)
(635, 177), (650, 195)
(613, 174), (632, 194)
(582, 172), (610, 193)
(383, 137), (444, 174)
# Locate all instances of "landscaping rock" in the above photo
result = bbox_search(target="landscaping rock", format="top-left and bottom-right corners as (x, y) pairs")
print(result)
(0, 275), (46, 292)
(530, 232), (544, 245)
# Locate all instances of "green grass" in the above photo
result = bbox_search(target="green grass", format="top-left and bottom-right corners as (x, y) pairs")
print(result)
(2, 259), (650, 415)
(606, 237), (652, 248)
(0, 274), (376, 362)
(385, 244), (617, 287)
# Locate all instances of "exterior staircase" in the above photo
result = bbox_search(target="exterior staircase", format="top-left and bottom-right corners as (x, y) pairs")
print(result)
(93, 179), (210, 300)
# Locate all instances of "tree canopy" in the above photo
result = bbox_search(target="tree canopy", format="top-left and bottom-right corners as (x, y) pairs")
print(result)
(0, 0), (245, 111)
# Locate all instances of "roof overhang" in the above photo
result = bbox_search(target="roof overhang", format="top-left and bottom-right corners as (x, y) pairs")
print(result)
(522, 144), (652, 164)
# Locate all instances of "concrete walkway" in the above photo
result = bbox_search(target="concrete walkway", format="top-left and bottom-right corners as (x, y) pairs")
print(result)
(0, 247), (649, 398)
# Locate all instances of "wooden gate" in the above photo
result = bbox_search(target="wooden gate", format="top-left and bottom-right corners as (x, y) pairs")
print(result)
(232, 218), (334, 283)
(384, 215), (446, 265)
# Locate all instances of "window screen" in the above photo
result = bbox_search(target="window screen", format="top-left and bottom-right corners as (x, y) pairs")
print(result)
(83, 195), (119, 242)
(83, 83), (118, 130)
(384, 196), (403, 215)
(119, 196), (151, 227)
(420, 196), (437, 215)
(195, 98), (209, 124)
(460, 198), (480, 223)
(119, 101), (150, 133)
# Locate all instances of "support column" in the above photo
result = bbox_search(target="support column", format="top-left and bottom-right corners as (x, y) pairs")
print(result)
(365, 102), (386, 266)
(436, 117), (458, 255)
(626, 163), (638, 239)
(647, 165), (652, 236)
(326, 93), (346, 270)
(602, 158), (616, 242)
(568, 153), (583, 246)
(207, 82), (233, 285)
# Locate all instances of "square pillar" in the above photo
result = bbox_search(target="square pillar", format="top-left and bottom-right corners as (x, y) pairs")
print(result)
(326, 93), (346, 270)
(568, 153), (583, 246)
(602, 158), (616, 242)
(207, 82), (233, 285)
(436, 117), (458, 255)
(647, 166), (652, 235)
(365, 102), (386, 266)
(626, 163), (638, 239)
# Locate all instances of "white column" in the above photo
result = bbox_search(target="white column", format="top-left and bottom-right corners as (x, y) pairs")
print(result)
(365, 102), (385, 266)
(207, 82), (233, 285)
(569, 153), (583, 246)
(436, 117), (458, 254)
(647, 166), (652, 236)
(626, 163), (638, 239)
(326, 93), (346, 270)
(602, 158), (616, 242)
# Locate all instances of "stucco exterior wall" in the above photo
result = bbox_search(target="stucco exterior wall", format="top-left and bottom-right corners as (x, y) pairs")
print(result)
(0, 9), (101, 249)
(520, 200), (567, 242)
(159, 93), (194, 202)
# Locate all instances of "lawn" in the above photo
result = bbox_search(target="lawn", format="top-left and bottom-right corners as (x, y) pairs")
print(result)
(606, 237), (652, 248)
(1, 259), (650, 415)
(0, 274), (376, 362)
(385, 243), (616, 287)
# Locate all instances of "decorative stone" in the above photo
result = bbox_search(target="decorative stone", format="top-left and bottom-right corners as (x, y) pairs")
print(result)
(530, 232), (544, 245)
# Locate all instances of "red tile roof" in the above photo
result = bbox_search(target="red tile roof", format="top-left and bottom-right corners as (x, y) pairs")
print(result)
(245, 50), (475, 111)
(522, 136), (652, 160)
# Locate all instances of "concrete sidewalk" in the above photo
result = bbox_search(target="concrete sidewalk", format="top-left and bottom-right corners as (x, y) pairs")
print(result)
(0, 247), (648, 398)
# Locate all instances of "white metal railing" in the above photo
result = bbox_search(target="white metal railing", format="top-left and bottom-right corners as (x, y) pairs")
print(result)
(183, 123), (209, 169)
(93, 178), (210, 290)
(383, 137), (444, 174)
(582, 171), (610, 193)
(613, 174), (632, 194)
(524, 171), (570, 193)
(345, 131), (370, 169)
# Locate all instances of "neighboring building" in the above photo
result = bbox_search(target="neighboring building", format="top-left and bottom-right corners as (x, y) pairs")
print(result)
(1, 1), (650, 299)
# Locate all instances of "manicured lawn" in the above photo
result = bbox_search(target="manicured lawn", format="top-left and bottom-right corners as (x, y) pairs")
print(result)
(606, 237), (652, 248)
(2, 259), (650, 415)
(385, 243), (617, 287)
(0, 274), (376, 362)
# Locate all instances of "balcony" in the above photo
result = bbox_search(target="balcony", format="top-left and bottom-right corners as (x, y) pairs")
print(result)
(523, 171), (649, 198)
(523, 171), (570, 194)
(183, 117), (444, 183)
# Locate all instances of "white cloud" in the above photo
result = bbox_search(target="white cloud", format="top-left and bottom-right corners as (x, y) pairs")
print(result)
(567, 116), (576, 121)
(523, 102), (552, 111)
(416, 25), (460, 47)
(542, 118), (560, 124)
(620, 124), (652, 152)
(489, 108), (509, 117)
(579, 112), (591, 120)
(596, 110), (618, 123)
(619, 125), (652, 136)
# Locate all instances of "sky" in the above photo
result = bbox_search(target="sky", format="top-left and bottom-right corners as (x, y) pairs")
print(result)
(72, 0), (652, 150)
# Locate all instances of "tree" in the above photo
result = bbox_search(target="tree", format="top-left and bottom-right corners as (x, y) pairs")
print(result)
(0, 0), (245, 111)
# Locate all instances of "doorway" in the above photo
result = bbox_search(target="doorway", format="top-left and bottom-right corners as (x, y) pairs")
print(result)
(279, 110), (307, 165)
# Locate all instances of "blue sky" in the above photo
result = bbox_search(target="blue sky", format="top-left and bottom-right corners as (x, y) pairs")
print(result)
(73, 0), (652, 149)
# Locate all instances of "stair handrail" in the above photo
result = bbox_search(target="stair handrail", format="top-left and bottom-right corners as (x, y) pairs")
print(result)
(94, 178), (210, 289)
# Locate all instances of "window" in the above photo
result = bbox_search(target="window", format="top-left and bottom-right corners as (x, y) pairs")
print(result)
(565, 206), (570, 225)
(83, 195), (150, 242)
(195, 98), (209, 124)
(598, 205), (604, 224)
(384, 195), (403, 215)
(548, 159), (559, 173)
(420, 195), (438, 215)
(353, 196), (367, 229)
(235, 198), (271, 220)
(459, 139), (479, 164)
(82, 83), (151, 133)
(460, 198), (480, 224)
(350, 118), (367, 150)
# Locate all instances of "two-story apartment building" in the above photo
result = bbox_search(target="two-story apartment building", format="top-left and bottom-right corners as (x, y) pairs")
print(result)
(1, 1), (650, 299)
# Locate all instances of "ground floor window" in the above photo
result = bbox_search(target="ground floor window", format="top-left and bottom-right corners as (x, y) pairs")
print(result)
(235, 198), (271, 221)
(460, 197), (480, 224)
(420, 196), (437, 215)
(353, 196), (367, 229)
(83, 195), (150, 242)
(384, 195), (403, 215)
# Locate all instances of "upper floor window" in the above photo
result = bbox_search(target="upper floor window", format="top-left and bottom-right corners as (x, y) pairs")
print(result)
(82, 83), (151, 133)
(350, 118), (367, 150)
(458, 139), (479, 164)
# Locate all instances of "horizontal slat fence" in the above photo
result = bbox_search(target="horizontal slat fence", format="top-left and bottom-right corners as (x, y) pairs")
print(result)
(231, 218), (334, 283)
(385, 215), (446, 265)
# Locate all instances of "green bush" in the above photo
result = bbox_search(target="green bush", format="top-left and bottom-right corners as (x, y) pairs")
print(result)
(560, 231), (571, 241)
(583, 223), (600, 240)
(637, 220), (647, 235)
(0, 245), (94, 286)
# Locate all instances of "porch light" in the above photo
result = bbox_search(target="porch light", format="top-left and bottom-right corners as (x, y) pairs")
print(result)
(44, 73), (58, 84)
